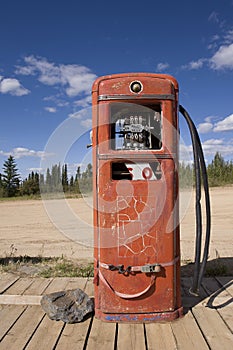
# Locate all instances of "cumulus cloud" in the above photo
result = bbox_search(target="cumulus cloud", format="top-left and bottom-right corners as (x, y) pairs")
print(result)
(27, 167), (43, 172)
(202, 138), (233, 157)
(182, 58), (207, 70)
(0, 147), (51, 159)
(80, 118), (92, 129)
(182, 26), (233, 71)
(15, 55), (97, 97)
(210, 43), (233, 70)
(68, 108), (92, 127)
(0, 76), (30, 96)
(74, 95), (92, 108)
(208, 11), (219, 23)
(213, 114), (233, 131)
(224, 29), (233, 44)
(44, 106), (57, 113)
(156, 62), (169, 72)
(197, 114), (233, 133)
(197, 122), (213, 133)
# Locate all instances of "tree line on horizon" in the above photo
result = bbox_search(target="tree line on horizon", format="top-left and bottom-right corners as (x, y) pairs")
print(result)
(0, 155), (92, 197)
(0, 152), (232, 198)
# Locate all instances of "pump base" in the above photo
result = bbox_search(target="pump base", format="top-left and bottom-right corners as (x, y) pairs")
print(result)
(95, 307), (183, 323)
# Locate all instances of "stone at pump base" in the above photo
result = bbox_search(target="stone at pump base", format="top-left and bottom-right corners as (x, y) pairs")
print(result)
(40, 288), (94, 323)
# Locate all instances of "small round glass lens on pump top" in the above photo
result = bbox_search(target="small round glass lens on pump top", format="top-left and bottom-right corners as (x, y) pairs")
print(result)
(130, 81), (142, 93)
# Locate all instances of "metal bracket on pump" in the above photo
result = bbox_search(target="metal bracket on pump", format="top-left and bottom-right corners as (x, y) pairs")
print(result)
(141, 264), (161, 273)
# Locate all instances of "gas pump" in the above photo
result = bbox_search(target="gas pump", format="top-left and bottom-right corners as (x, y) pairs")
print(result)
(92, 73), (211, 322)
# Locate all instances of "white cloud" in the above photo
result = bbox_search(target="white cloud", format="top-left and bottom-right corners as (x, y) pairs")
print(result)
(0, 77), (30, 96)
(203, 139), (223, 145)
(0, 147), (52, 159)
(156, 62), (169, 72)
(45, 106), (57, 113)
(182, 58), (207, 70)
(80, 118), (92, 129)
(204, 116), (215, 123)
(202, 138), (233, 157)
(224, 29), (233, 44)
(68, 108), (92, 128)
(182, 26), (233, 71)
(16, 55), (97, 97)
(213, 114), (233, 131)
(197, 122), (213, 133)
(43, 95), (69, 107)
(189, 59), (206, 70)
(60, 65), (96, 97)
(210, 43), (233, 70)
(197, 114), (233, 133)
(208, 11), (219, 23)
(27, 167), (43, 172)
(74, 95), (92, 108)
(68, 108), (91, 120)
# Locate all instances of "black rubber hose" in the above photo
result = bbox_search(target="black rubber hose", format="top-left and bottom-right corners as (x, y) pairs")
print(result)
(179, 105), (211, 295)
(186, 115), (211, 290)
(191, 122), (211, 289)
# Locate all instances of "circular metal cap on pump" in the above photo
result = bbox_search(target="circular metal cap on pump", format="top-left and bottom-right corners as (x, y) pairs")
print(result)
(130, 81), (142, 93)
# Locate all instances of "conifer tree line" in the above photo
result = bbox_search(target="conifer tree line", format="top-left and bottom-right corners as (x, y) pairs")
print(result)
(0, 155), (92, 197)
(179, 152), (233, 187)
(0, 152), (232, 197)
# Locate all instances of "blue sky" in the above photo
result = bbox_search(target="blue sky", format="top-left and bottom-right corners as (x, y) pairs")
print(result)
(0, 0), (233, 179)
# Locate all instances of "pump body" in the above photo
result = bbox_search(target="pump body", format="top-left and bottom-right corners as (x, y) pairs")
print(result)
(92, 73), (183, 322)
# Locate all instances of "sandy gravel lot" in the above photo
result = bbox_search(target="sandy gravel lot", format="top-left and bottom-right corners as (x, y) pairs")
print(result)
(0, 187), (232, 263)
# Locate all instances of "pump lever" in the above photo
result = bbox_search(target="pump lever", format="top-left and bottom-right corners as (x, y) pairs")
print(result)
(86, 143), (93, 148)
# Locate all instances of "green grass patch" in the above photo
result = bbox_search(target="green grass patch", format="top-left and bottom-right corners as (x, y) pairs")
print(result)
(205, 262), (229, 277)
(39, 260), (94, 278)
(0, 255), (94, 278)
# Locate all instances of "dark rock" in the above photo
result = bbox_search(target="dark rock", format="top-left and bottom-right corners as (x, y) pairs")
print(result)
(40, 288), (94, 323)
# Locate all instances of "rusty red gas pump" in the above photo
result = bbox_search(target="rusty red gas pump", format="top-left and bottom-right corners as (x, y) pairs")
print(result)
(92, 73), (210, 322)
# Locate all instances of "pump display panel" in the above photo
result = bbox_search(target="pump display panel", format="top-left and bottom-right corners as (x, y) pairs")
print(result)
(110, 103), (162, 151)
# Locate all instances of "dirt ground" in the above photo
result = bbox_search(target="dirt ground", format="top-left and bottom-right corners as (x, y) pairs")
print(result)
(0, 187), (232, 265)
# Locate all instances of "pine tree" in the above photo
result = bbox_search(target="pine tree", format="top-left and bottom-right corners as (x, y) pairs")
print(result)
(62, 164), (68, 192)
(2, 155), (20, 197)
(76, 166), (81, 180)
(74, 167), (80, 194)
(0, 173), (4, 197)
(46, 168), (52, 192)
(70, 175), (74, 192)
(51, 164), (61, 191)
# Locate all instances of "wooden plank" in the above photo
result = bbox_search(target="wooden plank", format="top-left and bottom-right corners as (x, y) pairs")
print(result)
(42, 277), (87, 295)
(0, 295), (41, 305)
(117, 323), (146, 350)
(25, 314), (64, 350)
(84, 278), (94, 297)
(23, 277), (52, 295)
(64, 277), (87, 290)
(0, 305), (44, 350)
(86, 317), (116, 349)
(0, 278), (52, 305)
(4, 277), (34, 295)
(0, 274), (19, 294)
(201, 277), (233, 333)
(0, 305), (26, 341)
(216, 276), (233, 296)
(145, 323), (177, 350)
(56, 317), (92, 350)
(192, 298), (233, 349)
(171, 311), (209, 350)
(42, 277), (71, 294)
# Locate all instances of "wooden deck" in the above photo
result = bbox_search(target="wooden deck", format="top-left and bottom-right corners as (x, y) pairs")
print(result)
(0, 274), (232, 349)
